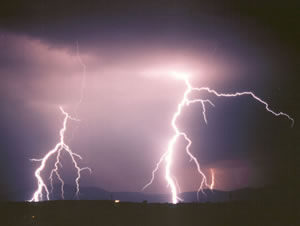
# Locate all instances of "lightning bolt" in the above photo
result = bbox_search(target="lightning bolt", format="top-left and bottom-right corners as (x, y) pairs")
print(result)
(30, 43), (91, 202)
(210, 169), (215, 190)
(143, 72), (294, 204)
(30, 107), (91, 202)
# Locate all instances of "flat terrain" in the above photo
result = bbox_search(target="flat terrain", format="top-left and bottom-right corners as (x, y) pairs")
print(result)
(0, 200), (298, 226)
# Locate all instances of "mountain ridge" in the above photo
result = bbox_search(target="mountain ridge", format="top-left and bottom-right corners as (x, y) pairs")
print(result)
(0, 184), (286, 203)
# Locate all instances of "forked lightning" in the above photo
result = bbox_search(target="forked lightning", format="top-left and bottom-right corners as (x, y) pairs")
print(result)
(144, 72), (294, 204)
(30, 43), (90, 201)
(30, 107), (91, 201)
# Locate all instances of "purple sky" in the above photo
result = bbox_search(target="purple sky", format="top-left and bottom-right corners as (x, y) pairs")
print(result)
(0, 1), (299, 199)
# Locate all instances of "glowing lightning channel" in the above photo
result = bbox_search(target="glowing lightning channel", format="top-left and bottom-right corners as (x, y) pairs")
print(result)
(30, 43), (91, 202)
(210, 169), (215, 190)
(30, 107), (91, 202)
(75, 41), (87, 111)
(143, 72), (294, 204)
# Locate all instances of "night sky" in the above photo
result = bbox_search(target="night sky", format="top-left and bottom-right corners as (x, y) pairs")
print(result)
(0, 1), (299, 199)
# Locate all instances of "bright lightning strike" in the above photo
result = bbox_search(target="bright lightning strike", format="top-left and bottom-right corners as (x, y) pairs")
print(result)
(210, 169), (215, 190)
(143, 72), (294, 204)
(30, 107), (91, 202)
(30, 43), (91, 202)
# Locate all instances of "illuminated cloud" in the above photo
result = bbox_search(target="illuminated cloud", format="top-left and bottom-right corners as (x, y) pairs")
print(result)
(0, 1), (298, 199)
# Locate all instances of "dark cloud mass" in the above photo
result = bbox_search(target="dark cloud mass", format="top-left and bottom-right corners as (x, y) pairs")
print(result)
(0, 0), (299, 199)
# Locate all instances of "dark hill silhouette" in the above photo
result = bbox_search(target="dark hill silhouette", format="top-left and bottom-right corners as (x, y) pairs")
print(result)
(1, 185), (298, 226)
(2, 184), (295, 204)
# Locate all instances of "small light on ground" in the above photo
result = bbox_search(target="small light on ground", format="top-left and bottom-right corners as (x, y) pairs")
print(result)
(114, 200), (120, 203)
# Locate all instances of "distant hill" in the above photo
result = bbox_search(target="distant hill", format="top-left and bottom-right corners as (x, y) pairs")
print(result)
(1, 184), (292, 203)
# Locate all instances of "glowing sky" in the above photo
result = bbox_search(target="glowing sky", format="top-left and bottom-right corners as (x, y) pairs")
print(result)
(0, 1), (299, 199)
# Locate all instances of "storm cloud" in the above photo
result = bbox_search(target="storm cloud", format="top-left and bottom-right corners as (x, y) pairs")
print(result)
(0, 0), (299, 198)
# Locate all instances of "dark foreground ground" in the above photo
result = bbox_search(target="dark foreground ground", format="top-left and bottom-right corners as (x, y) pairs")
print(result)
(0, 200), (298, 226)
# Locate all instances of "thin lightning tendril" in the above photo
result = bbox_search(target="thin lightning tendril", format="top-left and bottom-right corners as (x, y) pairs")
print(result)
(75, 41), (87, 111)
(143, 72), (294, 204)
